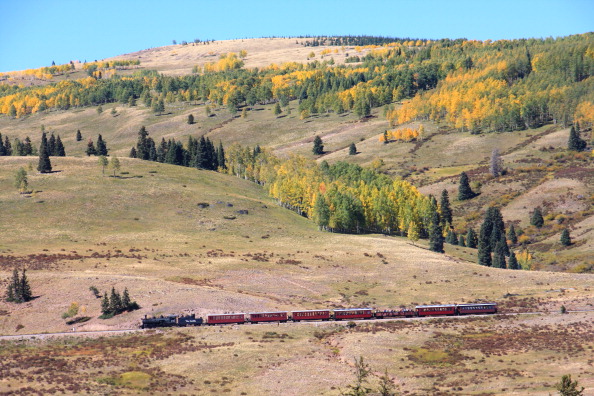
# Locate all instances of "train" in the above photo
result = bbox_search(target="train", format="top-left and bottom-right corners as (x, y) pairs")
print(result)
(141, 302), (497, 329)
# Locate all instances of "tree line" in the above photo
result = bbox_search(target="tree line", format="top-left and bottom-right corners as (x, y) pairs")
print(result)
(129, 126), (225, 171)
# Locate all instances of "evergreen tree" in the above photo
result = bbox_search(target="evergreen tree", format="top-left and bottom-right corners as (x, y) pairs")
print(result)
(122, 288), (131, 309)
(8, 104), (17, 117)
(129, 147), (137, 158)
(446, 229), (458, 245)
(187, 114), (194, 124)
(96, 134), (108, 156)
(429, 210), (444, 253)
(531, 207), (544, 228)
(273, 102), (282, 117)
(439, 189), (453, 228)
(4, 136), (11, 156)
(493, 240), (507, 269)
(109, 287), (122, 314)
(560, 228), (571, 246)
(556, 374), (584, 396)
(48, 133), (56, 155)
(19, 270), (32, 302)
(55, 135), (65, 156)
(101, 293), (110, 315)
(37, 132), (52, 173)
(136, 126), (150, 160)
(383, 130), (389, 144)
(23, 137), (32, 155)
(76, 130), (82, 141)
(152, 98), (165, 115)
(478, 237), (492, 267)
(458, 235), (466, 247)
(457, 171), (475, 200)
(508, 251), (520, 270)
(567, 125), (587, 151)
(217, 141), (226, 170)
(349, 142), (357, 155)
(507, 223), (518, 244)
(85, 138), (96, 156)
(312, 135), (324, 155)
(0, 133), (5, 156)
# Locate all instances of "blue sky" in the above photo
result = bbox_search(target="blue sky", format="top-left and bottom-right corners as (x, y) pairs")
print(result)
(0, 0), (592, 72)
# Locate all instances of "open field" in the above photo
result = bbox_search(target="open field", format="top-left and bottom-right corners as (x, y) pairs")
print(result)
(1, 312), (593, 395)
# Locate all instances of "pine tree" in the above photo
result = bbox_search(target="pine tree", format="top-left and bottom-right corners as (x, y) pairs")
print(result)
(0, 133), (5, 156)
(187, 114), (194, 124)
(349, 142), (357, 155)
(556, 374), (585, 396)
(383, 130), (389, 144)
(19, 270), (32, 302)
(96, 134), (108, 156)
(466, 228), (477, 248)
(439, 189), (453, 228)
(568, 125), (587, 151)
(508, 251), (520, 270)
(493, 240), (507, 269)
(457, 172), (475, 200)
(136, 126), (150, 160)
(129, 147), (137, 158)
(217, 141), (226, 170)
(122, 288), (131, 310)
(37, 132), (52, 173)
(429, 210), (444, 253)
(109, 287), (122, 314)
(101, 293), (110, 315)
(76, 130), (82, 141)
(4, 136), (12, 155)
(312, 135), (324, 155)
(85, 138), (96, 156)
(560, 229), (571, 246)
(507, 224), (518, 244)
(23, 137), (33, 155)
(273, 102), (282, 117)
(531, 207), (544, 228)
(458, 235), (466, 247)
(55, 135), (65, 156)
(48, 133), (56, 155)
(446, 229), (458, 245)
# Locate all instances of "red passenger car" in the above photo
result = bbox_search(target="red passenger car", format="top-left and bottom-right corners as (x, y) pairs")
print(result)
(249, 312), (288, 323)
(334, 308), (373, 320)
(415, 304), (457, 316)
(456, 303), (497, 315)
(374, 309), (416, 319)
(206, 313), (246, 325)
(291, 310), (331, 322)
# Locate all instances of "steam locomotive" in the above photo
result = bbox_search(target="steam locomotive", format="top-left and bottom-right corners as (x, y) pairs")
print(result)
(141, 303), (497, 328)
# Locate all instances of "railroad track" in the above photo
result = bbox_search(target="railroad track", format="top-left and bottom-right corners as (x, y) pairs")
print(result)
(5, 310), (590, 341)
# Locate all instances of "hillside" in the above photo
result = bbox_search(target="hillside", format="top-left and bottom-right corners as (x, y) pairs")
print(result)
(1, 36), (594, 395)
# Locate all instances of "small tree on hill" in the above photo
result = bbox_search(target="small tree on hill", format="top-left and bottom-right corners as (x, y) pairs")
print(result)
(440, 189), (453, 228)
(86, 138), (96, 156)
(187, 114), (194, 124)
(458, 172), (475, 200)
(560, 228), (571, 246)
(14, 167), (29, 193)
(489, 148), (503, 177)
(508, 251), (520, 270)
(349, 142), (357, 155)
(6, 269), (32, 303)
(312, 135), (324, 155)
(507, 224), (518, 244)
(273, 102), (282, 117)
(109, 156), (121, 177)
(342, 356), (372, 396)
(429, 210), (444, 253)
(98, 156), (108, 176)
(129, 147), (137, 158)
(96, 134), (108, 156)
(556, 374), (584, 396)
(466, 228), (478, 248)
(531, 207), (544, 228)
(55, 135), (66, 156)
(76, 130), (82, 141)
(37, 132), (52, 173)
(568, 125), (587, 152)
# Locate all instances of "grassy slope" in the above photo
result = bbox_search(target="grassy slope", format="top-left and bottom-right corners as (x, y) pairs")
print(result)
(1, 38), (594, 395)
